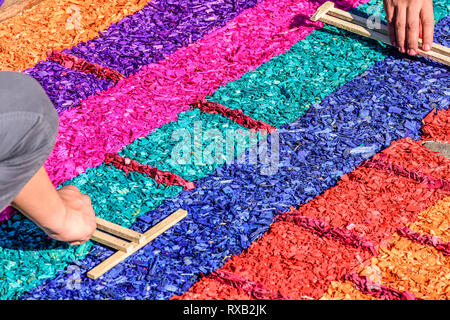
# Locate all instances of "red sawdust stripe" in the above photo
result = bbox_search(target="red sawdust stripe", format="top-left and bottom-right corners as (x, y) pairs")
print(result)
(278, 211), (377, 255)
(171, 277), (255, 300)
(47, 50), (125, 82)
(191, 99), (275, 132)
(361, 157), (450, 192)
(422, 108), (450, 143)
(206, 270), (291, 300)
(104, 153), (196, 190)
(178, 221), (372, 300)
(344, 272), (420, 300)
(372, 138), (450, 181)
(397, 227), (450, 256)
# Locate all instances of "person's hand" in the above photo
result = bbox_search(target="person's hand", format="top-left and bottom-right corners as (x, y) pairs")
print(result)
(383, 0), (434, 55)
(45, 185), (97, 245)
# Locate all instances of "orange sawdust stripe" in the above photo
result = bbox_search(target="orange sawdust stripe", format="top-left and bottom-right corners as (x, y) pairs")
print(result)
(397, 227), (450, 256)
(363, 236), (449, 300)
(321, 281), (379, 300)
(0, 0), (149, 71)
(408, 196), (450, 243)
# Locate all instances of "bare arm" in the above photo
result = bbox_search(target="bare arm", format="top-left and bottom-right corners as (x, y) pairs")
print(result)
(11, 166), (96, 245)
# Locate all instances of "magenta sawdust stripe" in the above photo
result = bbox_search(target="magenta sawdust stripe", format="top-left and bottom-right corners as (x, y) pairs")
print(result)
(397, 227), (450, 256)
(361, 156), (450, 192)
(104, 153), (196, 190)
(278, 211), (377, 255)
(47, 50), (125, 82)
(344, 272), (420, 300)
(191, 99), (275, 133)
(207, 270), (291, 300)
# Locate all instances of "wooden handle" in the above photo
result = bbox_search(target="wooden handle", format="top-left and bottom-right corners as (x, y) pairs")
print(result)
(326, 4), (450, 57)
(96, 217), (144, 243)
(312, 2), (450, 66)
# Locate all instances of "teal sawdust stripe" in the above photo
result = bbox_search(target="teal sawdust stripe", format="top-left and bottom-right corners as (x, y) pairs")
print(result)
(118, 109), (261, 181)
(2, 0), (448, 300)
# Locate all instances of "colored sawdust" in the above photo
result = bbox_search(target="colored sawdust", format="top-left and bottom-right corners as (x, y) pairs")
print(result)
(365, 237), (449, 299)
(0, 0), (149, 71)
(409, 197), (450, 242)
(321, 281), (378, 300)
(422, 109), (450, 143)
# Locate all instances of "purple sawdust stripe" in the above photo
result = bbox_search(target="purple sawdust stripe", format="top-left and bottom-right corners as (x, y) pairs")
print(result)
(24, 60), (114, 114)
(207, 270), (291, 300)
(397, 227), (450, 256)
(361, 156), (450, 192)
(105, 153), (196, 190)
(191, 99), (275, 132)
(47, 51), (125, 82)
(344, 272), (420, 300)
(278, 211), (377, 255)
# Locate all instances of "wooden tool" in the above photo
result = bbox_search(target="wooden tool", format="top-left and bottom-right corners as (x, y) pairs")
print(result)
(311, 1), (450, 66)
(88, 209), (188, 279)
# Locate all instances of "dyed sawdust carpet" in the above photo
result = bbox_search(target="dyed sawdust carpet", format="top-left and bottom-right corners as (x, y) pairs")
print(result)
(0, 0), (448, 300)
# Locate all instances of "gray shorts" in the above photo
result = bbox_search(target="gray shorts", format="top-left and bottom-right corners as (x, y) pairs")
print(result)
(0, 72), (59, 211)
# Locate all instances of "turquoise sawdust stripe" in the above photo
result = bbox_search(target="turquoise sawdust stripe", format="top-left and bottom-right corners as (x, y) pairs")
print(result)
(119, 109), (260, 181)
(1, 0), (448, 300)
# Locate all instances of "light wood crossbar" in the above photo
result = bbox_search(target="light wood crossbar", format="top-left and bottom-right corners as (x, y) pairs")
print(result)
(87, 209), (188, 279)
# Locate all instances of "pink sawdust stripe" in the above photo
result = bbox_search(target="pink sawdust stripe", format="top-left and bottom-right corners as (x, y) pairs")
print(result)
(278, 211), (377, 254)
(397, 227), (450, 256)
(206, 270), (291, 300)
(361, 157), (450, 192)
(47, 50), (125, 82)
(191, 99), (275, 132)
(43, 0), (366, 187)
(104, 153), (196, 190)
(344, 272), (420, 300)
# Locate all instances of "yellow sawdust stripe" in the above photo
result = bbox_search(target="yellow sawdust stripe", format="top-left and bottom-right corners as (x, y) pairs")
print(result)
(0, 0), (149, 71)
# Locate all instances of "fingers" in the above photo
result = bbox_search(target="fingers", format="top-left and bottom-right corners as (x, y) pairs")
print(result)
(406, 4), (420, 55)
(395, 4), (407, 53)
(420, 1), (434, 51)
(384, 0), (397, 46)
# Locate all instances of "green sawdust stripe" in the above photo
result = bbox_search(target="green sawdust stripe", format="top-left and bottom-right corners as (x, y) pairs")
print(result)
(2, 0), (448, 300)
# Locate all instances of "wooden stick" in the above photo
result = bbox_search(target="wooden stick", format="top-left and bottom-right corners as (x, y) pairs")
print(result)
(0, 0), (43, 22)
(87, 209), (188, 280)
(311, 1), (450, 66)
(91, 230), (132, 253)
(96, 217), (144, 244)
(326, 5), (450, 57)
